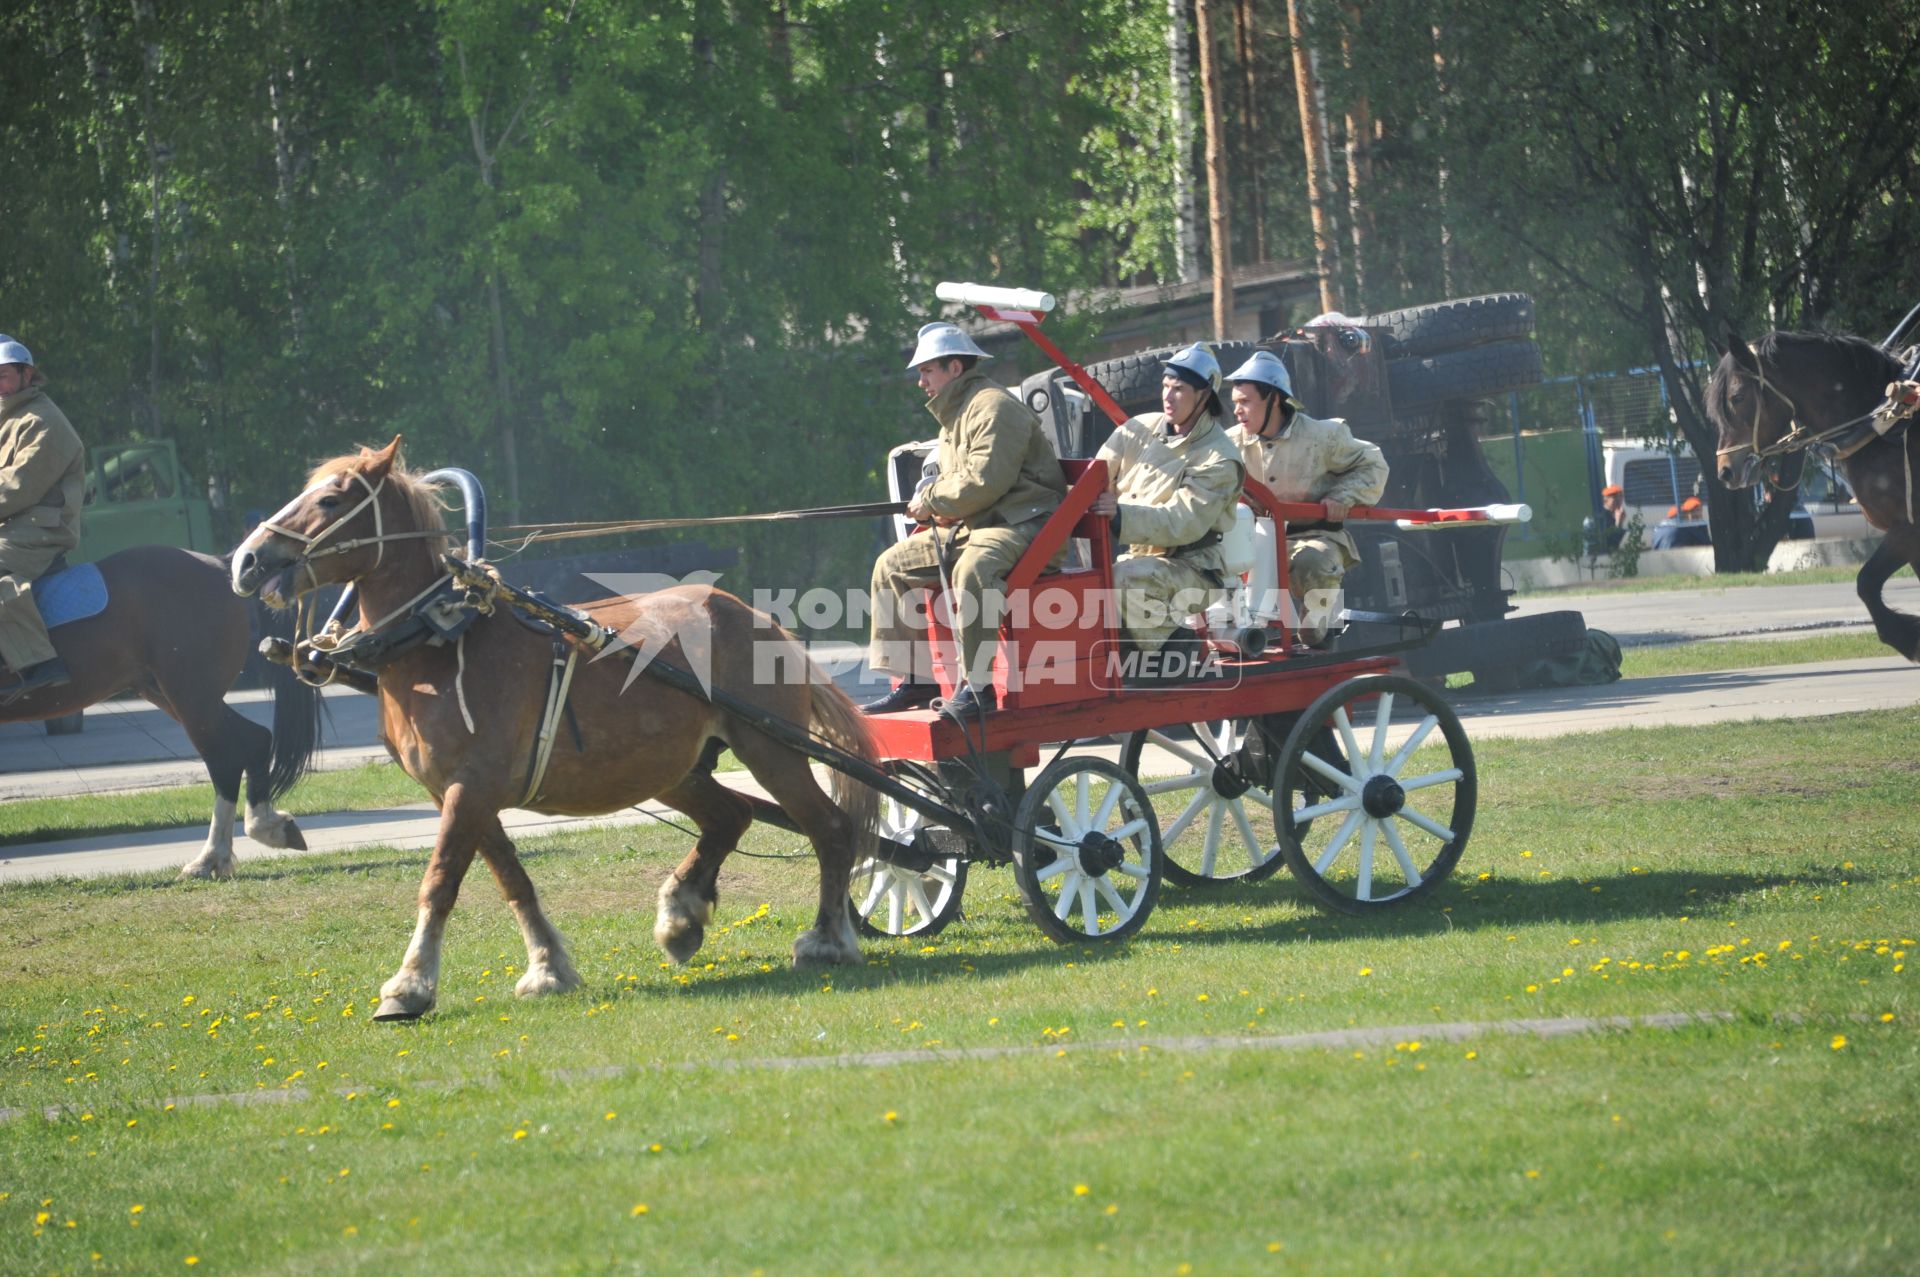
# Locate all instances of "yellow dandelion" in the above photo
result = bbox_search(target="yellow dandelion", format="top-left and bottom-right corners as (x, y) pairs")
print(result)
(1831, 1034), (1848, 1050)
(1358, 967), (1373, 977)
(631, 1204), (649, 1217)
(1104, 1203), (1119, 1215)
(131, 1204), (144, 1214)
(1524, 1169), (1541, 1179)
(883, 1110), (898, 1124)
(1880, 1013), (1895, 1023)
(1073, 1183), (1091, 1197)
(186, 1259), (199, 1267)
(605, 1111), (617, 1121)
(512, 1129), (528, 1140)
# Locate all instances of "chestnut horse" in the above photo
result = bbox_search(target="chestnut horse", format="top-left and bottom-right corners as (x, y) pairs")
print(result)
(1708, 330), (1920, 661)
(3, 545), (317, 875)
(229, 439), (879, 1021)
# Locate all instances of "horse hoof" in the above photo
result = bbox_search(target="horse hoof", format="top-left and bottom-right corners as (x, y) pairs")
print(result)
(515, 964), (581, 998)
(373, 996), (431, 1022)
(656, 922), (706, 966)
(177, 858), (234, 882)
(791, 929), (861, 969)
(247, 811), (306, 851)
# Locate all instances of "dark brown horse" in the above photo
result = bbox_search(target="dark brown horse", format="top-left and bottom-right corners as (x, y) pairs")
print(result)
(229, 438), (879, 1020)
(1708, 330), (1920, 661)
(3, 545), (318, 874)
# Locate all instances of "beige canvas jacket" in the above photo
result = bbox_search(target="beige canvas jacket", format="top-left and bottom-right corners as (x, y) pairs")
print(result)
(1097, 412), (1245, 580)
(918, 369), (1066, 529)
(1229, 411), (1386, 567)
(0, 385), (85, 557)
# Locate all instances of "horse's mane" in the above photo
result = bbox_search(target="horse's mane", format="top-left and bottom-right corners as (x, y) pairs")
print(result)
(305, 449), (450, 571)
(1709, 328), (1900, 424)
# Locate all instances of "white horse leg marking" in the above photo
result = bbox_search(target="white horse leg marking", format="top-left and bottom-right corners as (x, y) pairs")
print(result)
(177, 794), (238, 880)
(654, 873), (713, 965)
(244, 797), (305, 850)
(510, 900), (581, 997)
(377, 906), (447, 1019)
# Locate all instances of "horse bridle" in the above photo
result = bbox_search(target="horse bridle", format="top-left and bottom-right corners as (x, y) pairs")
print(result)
(258, 471), (453, 592)
(1713, 361), (1801, 488)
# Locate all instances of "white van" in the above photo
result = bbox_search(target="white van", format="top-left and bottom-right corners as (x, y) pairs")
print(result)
(1601, 442), (1870, 541)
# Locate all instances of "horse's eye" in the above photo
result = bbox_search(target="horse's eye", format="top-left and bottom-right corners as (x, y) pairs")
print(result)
(317, 494), (342, 511)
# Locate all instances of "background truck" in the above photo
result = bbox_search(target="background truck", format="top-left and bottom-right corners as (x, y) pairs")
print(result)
(38, 441), (222, 734)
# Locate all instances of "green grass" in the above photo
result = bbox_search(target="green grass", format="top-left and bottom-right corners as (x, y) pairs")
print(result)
(0, 761), (428, 848)
(1517, 563), (1869, 597)
(2, 711), (1915, 1273)
(1619, 630), (1892, 678)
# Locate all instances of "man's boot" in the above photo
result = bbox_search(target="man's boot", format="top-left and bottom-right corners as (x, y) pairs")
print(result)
(863, 679), (938, 715)
(9, 657), (71, 695)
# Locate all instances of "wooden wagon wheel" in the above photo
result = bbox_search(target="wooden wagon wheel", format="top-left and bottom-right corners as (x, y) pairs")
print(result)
(1119, 718), (1287, 886)
(1273, 674), (1476, 914)
(1011, 755), (1162, 943)
(849, 760), (969, 939)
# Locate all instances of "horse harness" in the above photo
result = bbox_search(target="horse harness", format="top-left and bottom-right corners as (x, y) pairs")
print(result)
(1716, 359), (1917, 522)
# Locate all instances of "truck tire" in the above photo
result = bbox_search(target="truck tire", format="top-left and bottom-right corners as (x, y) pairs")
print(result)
(1081, 341), (1256, 418)
(1361, 293), (1535, 359)
(1387, 340), (1544, 414)
(1402, 610), (1588, 685)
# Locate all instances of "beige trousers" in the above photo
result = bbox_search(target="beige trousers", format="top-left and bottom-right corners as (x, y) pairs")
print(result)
(1114, 553), (1222, 652)
(0, 542), (63, 670)
(868, 521), (1041, 682)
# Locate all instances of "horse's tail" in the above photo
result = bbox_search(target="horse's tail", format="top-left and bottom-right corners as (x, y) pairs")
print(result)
(258, 604), (321, 799)
(806, 667), (881, 849)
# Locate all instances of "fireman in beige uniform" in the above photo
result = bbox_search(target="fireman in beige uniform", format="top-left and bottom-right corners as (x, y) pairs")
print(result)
(866, 322), (1065, 716)
(1225, 350), (1386, 646)
(1090, 343), (1244, 655)
(0, 337), (85, 695)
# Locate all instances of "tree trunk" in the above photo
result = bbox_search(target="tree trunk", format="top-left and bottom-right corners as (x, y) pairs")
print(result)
(1430, 23), (1455, 296)
(132, 0), (165, 437)
(1196, 0), (1235, 338)
(1340, 3), (1374, 308)
(1232, 0), (1266, 263)
(1167, 0), (1202, 283)
(1288, 0), (1341, 314)
(455, 39), (532, 521)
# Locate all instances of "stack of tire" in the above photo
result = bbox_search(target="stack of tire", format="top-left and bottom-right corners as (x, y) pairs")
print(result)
(1019, 292), (1587, 692)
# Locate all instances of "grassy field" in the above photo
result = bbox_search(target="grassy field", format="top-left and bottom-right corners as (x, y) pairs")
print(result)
(1516, 563), (1869, 597)
(3, 710), (1915, 1273)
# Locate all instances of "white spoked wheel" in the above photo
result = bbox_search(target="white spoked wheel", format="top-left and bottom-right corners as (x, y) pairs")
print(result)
(850, 761), (969, 939)
(1012, 756), (1162, 943)
(1120, 720), (1285, 886)
(1274, 674), (1476, 914)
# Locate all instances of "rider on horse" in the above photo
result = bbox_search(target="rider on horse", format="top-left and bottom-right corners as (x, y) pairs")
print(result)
(0, 335), (85, 696)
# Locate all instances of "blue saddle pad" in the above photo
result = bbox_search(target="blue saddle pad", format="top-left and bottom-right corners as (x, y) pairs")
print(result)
(32, 562), (108, 630)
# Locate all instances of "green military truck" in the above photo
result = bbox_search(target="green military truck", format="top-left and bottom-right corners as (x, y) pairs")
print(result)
(76, 440), (218, 564)
(40, 441), (219, 734)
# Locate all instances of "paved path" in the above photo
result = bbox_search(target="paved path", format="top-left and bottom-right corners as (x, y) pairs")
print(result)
(3, 580), (1915, 883)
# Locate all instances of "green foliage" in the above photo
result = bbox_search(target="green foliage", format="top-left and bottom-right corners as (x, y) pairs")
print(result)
(3, 1), (1915, 588)
(1611, 511), (1647, 577)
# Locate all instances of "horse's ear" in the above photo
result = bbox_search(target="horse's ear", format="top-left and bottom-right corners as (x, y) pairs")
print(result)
(359, 435), (403, 482)
(1727, 333), (1758, 371)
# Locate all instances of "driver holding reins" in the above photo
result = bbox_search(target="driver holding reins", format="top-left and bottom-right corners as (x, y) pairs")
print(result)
(0, 335), (86, 696)
(865, 322), (1066, 716)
